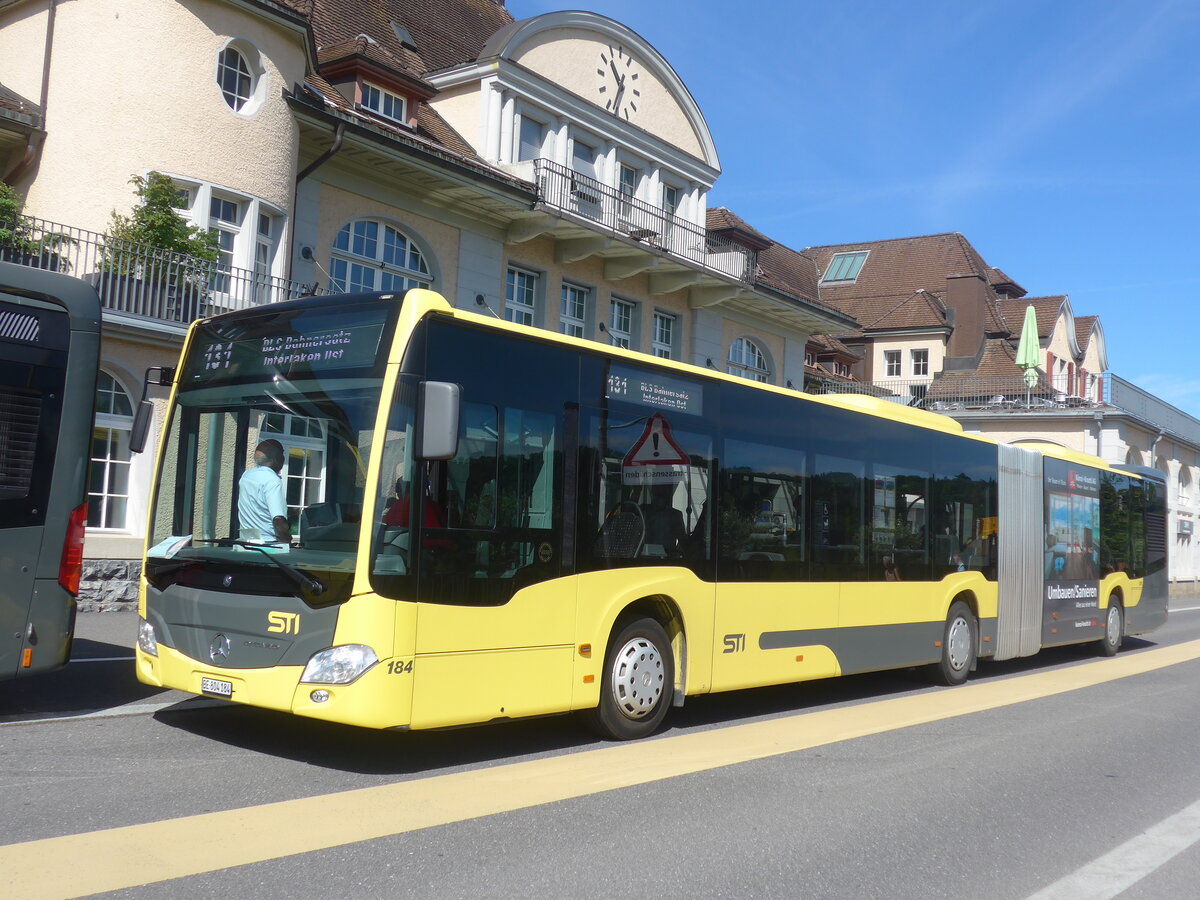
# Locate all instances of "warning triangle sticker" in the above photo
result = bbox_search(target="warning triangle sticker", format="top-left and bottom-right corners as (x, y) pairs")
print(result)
(623, 413), (689, 466)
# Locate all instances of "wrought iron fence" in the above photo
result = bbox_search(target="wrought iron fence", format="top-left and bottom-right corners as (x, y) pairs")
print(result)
(0, 215), (321, 326)
(533, 159), (755, 283)
(815, 374), (1103, 411)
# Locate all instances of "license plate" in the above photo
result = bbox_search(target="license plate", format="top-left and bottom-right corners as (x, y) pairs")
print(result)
(200, 677), (233, 697)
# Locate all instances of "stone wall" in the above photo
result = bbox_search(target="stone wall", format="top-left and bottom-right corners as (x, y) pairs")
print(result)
(79, 559), (140, 612)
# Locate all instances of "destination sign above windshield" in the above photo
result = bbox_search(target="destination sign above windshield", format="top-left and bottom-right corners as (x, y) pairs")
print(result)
(182, 305), (393, 385)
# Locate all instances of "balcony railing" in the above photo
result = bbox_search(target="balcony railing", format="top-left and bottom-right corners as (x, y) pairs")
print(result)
(815, 374), (1103, 411)
(1, 215), (320, 327)
(533, 159), (755, 283)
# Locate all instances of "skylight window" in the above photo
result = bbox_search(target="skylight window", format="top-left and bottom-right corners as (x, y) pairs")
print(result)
(822, 250), (868, 283)
(392, 22), (416, 50)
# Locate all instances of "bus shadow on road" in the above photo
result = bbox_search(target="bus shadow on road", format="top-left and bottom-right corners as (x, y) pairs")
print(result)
(0, 636), (164, 721)
(147, 636), (1162, 775)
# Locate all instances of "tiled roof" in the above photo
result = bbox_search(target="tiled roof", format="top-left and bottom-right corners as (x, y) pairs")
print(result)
(997, 295), (1064, 340)
(1075, 315), (1097, 352)
(706, 207), (772, 250)
(988, 266), (1026, 297)
(309, 0), (513, 77)
(807, 332), (857, 358)
(805, 232), (1007, 334)
(0, 81), (40, 123)
(861, 289), (949, 331)
(755, 242), (821, 304)
(316, 35), (426, 82)
(926, 339), (1030, 399)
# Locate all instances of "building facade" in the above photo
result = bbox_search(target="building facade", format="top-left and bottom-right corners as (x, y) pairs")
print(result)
(0, 0), (854, 605)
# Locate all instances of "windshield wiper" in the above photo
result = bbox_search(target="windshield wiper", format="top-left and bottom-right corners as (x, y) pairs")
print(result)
(224, 541), (327, 597)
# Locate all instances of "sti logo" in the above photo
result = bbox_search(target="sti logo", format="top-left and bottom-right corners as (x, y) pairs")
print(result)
(267, 611), (300, 635)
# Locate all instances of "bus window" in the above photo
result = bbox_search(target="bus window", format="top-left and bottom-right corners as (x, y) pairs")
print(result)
(869, 466), (928, 581)
(1099, 472), (1130, 576)
(413, 402), (563, 606)
(809, 454), (865, 581)
(718, 437), (805, 582)
(578, 408), (714, 575)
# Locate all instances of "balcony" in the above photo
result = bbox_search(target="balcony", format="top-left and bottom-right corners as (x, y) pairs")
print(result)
(531, 159), (755, 284)
(814, 374), (1103, 411)
(1, 215), (319, 329)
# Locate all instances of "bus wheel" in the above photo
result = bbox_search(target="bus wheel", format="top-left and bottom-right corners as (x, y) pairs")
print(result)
(933, 601), (976, 686)
(585, 617), (674, 741)
(1098, 601), (1124, 657)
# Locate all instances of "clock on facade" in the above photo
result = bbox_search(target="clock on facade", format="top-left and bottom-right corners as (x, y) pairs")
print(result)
(596, 45), (640, 120)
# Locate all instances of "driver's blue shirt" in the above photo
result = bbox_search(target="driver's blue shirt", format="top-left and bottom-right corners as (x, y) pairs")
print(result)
(238, 464), (287, 541)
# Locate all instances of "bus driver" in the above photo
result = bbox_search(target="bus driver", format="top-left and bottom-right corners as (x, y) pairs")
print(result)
(238, 439), (291, 544)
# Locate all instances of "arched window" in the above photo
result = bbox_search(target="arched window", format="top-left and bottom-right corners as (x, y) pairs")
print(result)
(1179, 466), (1193, 507)
(88, 371), (133, 530)
(1124, 447), (1143, 467)
(727, 337), (770, 383)
(329, 220), (432, 293)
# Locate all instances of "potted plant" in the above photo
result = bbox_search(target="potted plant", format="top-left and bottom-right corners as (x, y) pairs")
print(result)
(99, 172), (219, 322)
(0, 182), (73, 271)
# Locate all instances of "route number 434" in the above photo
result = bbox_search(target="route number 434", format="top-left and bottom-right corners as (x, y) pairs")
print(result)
(388, 659), (414, 674)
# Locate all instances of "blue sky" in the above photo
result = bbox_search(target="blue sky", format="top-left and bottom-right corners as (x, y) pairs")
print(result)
(514, 0), (1200, 417)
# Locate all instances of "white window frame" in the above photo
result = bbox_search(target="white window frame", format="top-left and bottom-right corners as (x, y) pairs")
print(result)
(88, 371), (134, 532)
(506, 265), (539, 326)
(727, 337), (770, 383)
(360, 81), (407, 124)
(559, 281), (589, 338)
(884, 350), (901, 378)
(516, 108), (549, 162)
(822, 250), (869, 284)
(609, 297), (635, 349)
(651, 310), (675, 359)
(171, 176), (286, 294)
(215, 39), (267, 117)
(259, 411), (327, 530)
(329, 218), (433, 294)
(911, 348), (930, 377)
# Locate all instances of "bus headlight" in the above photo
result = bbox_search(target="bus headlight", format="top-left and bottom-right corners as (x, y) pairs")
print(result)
(300, 645), (378, 684)
(137, 618), (158, 657)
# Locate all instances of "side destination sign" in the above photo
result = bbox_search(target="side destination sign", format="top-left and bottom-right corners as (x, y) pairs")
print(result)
(605, 362), (702, 415)
(184, 307), (389, 384)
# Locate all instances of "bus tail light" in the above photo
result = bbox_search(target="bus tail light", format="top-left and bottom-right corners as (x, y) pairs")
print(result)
(58, 502), (88, 595)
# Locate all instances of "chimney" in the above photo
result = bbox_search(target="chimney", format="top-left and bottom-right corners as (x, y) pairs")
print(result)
(943, 273), (988, 361)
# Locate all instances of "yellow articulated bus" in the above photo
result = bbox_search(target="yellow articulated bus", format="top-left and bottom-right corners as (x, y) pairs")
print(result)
(135, 289), (1167, 739)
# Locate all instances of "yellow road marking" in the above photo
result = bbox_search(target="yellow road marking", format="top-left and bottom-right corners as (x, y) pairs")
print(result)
(6, 639), (1200, 898)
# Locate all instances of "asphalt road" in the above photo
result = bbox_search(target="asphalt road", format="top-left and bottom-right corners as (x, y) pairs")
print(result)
(4, 600), (1200, 898)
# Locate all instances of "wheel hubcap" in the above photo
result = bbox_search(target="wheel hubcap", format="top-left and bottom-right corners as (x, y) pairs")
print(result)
(1107, 606), (1121, 645)
(946, 615), (972, 671)
(610, 636), (665, 720)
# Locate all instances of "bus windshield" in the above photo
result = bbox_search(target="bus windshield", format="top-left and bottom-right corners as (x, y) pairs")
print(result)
(145, 299), (398, 603)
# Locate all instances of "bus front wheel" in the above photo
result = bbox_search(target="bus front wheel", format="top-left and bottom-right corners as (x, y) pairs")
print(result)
(1098, 601), (1124, 657)
(932, 601), (976, 686)
(585, 617), (674, 741)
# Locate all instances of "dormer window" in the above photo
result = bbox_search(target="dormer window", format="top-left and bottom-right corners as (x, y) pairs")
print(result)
(361, 82), (407, 124)
(822, 250), (868, 284)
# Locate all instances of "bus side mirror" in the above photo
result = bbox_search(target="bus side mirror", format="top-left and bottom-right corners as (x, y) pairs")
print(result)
(129, 366), (175, 455)
(130, 400), (154, 454)
(417, 381), (460, 460)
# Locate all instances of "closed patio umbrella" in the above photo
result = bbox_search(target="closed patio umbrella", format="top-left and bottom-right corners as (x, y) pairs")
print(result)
(1015, 304), (1040, 403)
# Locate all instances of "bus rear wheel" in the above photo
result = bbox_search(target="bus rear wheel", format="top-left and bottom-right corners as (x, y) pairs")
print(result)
(932, 601), (976, 686)
(584, 617), (674, 741)
(1098, 601), (1124, 657)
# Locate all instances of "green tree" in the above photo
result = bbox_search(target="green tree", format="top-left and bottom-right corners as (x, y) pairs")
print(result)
(0, 182), (73, 269)
(105, 172), (219, 263)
